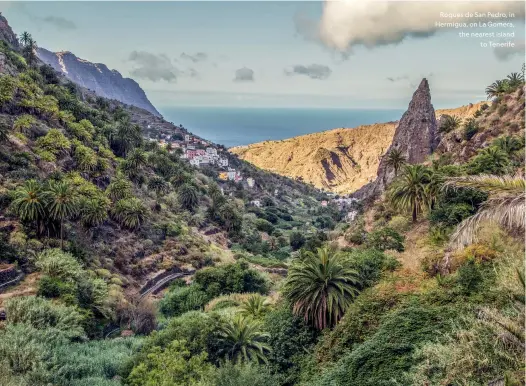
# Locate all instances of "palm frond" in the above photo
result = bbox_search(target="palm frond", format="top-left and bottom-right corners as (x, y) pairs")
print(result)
(443, 174), (525, 195)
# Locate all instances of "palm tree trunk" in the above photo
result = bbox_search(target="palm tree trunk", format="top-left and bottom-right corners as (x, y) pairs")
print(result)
(412, 205), (417, 223)
(60, 219), (63, 249)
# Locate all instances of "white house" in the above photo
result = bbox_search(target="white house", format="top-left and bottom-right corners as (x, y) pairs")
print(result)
(218, 158), (229, 167)
(247, 177), (255, 188)
(206, 147), (218, 156)
(227, 171), (237, 181)
(250, 200), (262, 207)
(184, 134), (191, 142)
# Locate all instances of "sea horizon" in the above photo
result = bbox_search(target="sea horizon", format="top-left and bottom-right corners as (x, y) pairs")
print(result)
(160, 106), (405, 148)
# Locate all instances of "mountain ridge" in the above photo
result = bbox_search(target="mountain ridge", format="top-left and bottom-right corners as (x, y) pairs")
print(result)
(36, 47), (161, 117)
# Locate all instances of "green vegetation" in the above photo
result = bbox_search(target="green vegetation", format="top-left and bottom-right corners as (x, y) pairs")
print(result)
(0, 28), (523, 386)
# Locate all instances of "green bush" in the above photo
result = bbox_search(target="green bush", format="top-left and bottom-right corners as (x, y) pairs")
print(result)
(310, 304), (457, 386)
(159, 284), (209, 317)
(203, 360), (282, 386)
(194, 261), (269, 298)
(264, 305), (318, 384)
(345, 249), (399, 289)
(289, 232), (306, 251)
(255, 218), (274, 234)
(463, 118), (479, 140)
(456, 259), (483, 294)
(365, 227), (405, 252)
(4, 296), (85, 339)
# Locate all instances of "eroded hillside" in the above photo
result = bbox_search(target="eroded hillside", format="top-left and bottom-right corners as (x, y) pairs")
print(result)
(231, 103), (486, 194)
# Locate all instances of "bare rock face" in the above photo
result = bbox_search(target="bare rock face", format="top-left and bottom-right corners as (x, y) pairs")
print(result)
(353, 78), (437, 199)
(36, 47), (161, 117)
(0, 14), (19, 49)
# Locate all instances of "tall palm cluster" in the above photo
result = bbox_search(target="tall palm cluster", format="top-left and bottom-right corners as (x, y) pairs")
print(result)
(10, 179), (78, 247)
(19, 31), (38, 67)
(10, 175), (147, 246)
(485, 69), (525, 100)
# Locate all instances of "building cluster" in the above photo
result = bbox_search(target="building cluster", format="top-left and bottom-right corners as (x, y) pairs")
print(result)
(149, 131), (229, 168)
(218, 168), (243, 182)
(183, 146), (229, 168)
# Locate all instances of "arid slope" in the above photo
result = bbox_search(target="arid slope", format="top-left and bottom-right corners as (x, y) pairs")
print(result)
(231, 103), (486, 194)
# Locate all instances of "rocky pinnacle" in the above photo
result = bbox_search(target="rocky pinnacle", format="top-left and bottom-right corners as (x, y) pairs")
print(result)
(353, 78), (438, 199)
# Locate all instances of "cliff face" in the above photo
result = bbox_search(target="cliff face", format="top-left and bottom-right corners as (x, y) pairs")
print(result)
(231, 88), (484, 195)
(231, 123), (397, 194)
(36, 48), (161, 117)
(0, 14), (19, 49)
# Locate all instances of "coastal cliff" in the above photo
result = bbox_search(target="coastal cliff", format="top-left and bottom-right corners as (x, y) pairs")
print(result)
(36, 47), (161, 117)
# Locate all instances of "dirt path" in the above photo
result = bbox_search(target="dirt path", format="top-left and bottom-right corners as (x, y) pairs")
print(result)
(0, 273), (40, 307)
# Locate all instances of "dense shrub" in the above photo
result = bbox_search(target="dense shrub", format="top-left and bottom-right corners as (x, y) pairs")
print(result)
(310, 304), (457, 386)
(264, 305), (318, 384)
(345, 249), (399, 289)
(194, 261), (269, 298)
(289, 232), (306, 251)
(365, 227), (405, 252)
(159, 284), (209, 317)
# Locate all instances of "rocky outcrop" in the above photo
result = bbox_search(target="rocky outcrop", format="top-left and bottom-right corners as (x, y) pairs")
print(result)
(352, 79), (437, 200)
(0, 14), (19, 49)
(36, 48), (161, 117)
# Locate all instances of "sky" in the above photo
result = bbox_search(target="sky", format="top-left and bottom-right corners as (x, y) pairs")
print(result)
(1, 1), (525, 109)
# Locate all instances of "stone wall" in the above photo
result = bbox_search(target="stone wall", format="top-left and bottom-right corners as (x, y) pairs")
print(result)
(0, 265), (17, 285)
(0, 264), (22, 292)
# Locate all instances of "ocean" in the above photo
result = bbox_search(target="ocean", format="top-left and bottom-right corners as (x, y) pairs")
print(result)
(160, 107), (405, 148)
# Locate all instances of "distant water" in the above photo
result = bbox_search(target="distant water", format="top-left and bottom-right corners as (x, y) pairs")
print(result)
(161, 106), (404, 148)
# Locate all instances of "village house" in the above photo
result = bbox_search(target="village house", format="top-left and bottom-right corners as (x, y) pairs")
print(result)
(247, 177), (255, 188)
(250, 200), (262, 208)
(321, 200), (328, 207)
(206, 147), (218, 156)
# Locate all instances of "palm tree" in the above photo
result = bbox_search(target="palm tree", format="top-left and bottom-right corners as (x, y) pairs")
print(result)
(106, 175), (133, 202)
(126, 148), (147, 170)
(439, 115), (462, 133)
(113, 117), (142, 156)
(239, 294), (271, 319)
(19, 31), (31, 46)
(10, 180), (47, 232)
(475, 147), (510, 174)
(23, 38), (38, 67)
(385, 148), (406, 177)
(444, 175), (525, 248)
(111, 198), (147, 230)
(45, 180), (79, 248)
(506, 72), (524, 89)
(80, 197), (109, 228)
(388, 164), (432, 222)
(493, 136), (523, 155)
(178, 183), (198, 211)
(217, 315), (271, 363)
(485, 79), (510, 99)
(147, 176), (169, 196)
(283, 246), (360, 330)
